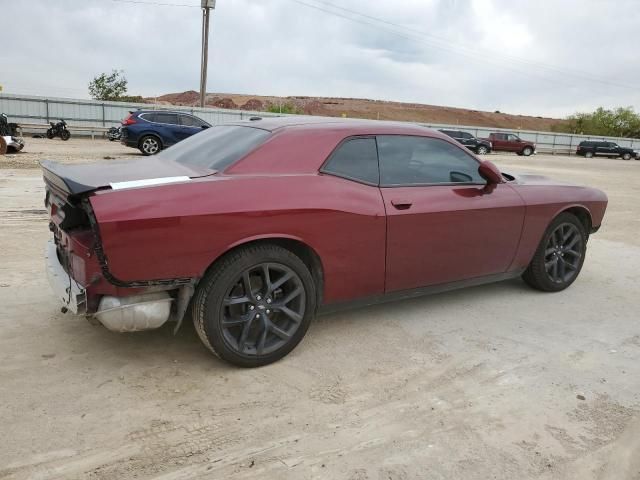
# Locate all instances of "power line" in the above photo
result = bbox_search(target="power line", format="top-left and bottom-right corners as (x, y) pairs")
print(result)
(110, 0), (200, 7)
(287, 0), (578, 90)
(289, 0), (640, 92)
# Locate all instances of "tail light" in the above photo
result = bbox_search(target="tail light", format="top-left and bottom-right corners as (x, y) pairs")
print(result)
(122, 113), (137, 126)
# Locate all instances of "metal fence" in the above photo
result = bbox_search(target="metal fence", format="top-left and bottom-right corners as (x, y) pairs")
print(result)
(0, 93), (282, 130)
(2, 93), (639, 155)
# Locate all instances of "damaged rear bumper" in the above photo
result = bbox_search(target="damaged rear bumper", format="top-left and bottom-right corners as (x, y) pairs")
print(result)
(45, 239), (86, 314)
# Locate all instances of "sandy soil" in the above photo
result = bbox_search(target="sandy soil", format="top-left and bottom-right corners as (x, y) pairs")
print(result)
(0, 138), (639, 479)
(157, 90), (566, 130)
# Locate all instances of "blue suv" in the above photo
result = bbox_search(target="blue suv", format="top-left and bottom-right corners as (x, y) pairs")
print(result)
(120, 110), (211, 155)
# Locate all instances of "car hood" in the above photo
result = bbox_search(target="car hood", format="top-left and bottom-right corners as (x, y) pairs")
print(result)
(507, 173), (576, 186)
(41, 158), (216, 196)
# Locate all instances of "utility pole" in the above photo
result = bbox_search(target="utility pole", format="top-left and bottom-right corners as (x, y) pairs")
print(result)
(200, 0), (215, 108)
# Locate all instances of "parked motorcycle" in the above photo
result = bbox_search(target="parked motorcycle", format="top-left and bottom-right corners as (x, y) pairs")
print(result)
(46, 120), (71, 141)
(107, 126), (121, 141)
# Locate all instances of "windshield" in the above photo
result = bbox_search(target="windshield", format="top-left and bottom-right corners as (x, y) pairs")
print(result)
(158, 125), (271, 171)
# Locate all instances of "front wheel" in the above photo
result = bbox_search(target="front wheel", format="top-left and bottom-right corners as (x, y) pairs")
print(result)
(622, 153), (631, 160)
(60, 129), (71, 141)
(522, 146), (533, 156)
(522, 213), (587, 292)
(193, 244), (317, 367)
(476, 145), (489, 155)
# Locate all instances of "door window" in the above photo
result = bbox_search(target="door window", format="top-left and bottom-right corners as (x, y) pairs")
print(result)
(507, 134), (520, 142)
(180, 115), (200, 127)
(321, 137), (379, 185)
(378, 135), (484, 186)
(154, 113), (179, 125)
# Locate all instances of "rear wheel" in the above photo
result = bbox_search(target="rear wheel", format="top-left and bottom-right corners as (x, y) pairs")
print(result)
(585, 151), (594, 158)
(46, 128), (55, 139)
(139, 135), (161, 155)
(0, 137), (7, 155)
(522, 146), (533, 156)
(193, 244), (316, 367)
(522, 213), (587, 292)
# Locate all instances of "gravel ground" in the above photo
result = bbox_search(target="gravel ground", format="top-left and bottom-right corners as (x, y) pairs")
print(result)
(0, 138), (639, 480)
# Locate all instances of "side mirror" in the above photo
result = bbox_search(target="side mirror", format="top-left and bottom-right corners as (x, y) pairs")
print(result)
(478, 160), (503, 185)
(201, 125), (210, 129)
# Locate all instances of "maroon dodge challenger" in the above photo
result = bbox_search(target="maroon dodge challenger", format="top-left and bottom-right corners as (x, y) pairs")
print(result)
(43, 117), (607, 367)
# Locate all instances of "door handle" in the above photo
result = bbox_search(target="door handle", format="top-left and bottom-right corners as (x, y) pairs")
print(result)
(391, 199), (412, 210)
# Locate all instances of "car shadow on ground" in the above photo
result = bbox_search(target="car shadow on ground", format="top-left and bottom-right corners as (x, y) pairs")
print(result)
(62, 277), (531, 371)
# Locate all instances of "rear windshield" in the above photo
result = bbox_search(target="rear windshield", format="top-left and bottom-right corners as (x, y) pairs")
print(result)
(158, 125), (271, 170)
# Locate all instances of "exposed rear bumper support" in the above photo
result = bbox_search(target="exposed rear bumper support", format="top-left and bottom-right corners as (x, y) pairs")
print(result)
(45, 240), (86, 314)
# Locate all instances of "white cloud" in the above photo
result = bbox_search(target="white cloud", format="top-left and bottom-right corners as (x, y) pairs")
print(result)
(1, 0), (639, 117)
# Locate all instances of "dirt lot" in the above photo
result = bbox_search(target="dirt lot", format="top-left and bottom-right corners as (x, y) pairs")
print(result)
(157, 90), (566, 130)
(1, 138), (639, 480)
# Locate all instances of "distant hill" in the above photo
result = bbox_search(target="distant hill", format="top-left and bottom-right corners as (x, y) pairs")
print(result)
(149, 90), (567, 132)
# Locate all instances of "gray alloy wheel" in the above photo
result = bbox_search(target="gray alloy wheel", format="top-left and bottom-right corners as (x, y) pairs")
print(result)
(585, 151), (594, 158)
(193, 244), (316, 367)
(522, 212), (587, 292)
(542, 223), (584, 285)
(622, 153), (631, 160)
(476, 145), (488, 155)
(522, 146), (533, 156)
(139, 135), (161, 155)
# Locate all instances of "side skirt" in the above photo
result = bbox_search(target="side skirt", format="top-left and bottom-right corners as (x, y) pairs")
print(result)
(318, 270), (525, 315)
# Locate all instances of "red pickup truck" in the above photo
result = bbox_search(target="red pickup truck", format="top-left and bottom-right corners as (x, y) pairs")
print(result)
(484, 133), (535, 156)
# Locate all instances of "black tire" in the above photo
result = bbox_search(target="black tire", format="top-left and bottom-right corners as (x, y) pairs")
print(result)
(622, 153), (631, 160)
(46, 128), (55, 139)
(585, 151), (594, 158)
(139, 135), (161, 155)
(522, 146), (533, 156)
(192, 244), (317, 367)
(476, 145), (489, 155)
(522, 212), (587, 292)
(60, 129), (71, 141)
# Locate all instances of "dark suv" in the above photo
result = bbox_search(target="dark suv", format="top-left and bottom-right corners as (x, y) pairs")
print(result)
(439, 129), (492, 154)
(121, 110), (211, 155)
(576, 141), (638, 160)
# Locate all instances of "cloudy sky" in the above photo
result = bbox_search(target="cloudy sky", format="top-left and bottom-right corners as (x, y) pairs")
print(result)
(3, 0), (640, 117)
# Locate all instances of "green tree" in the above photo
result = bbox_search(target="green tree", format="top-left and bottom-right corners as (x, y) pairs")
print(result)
(88, 70), (128, 101)
(554, 107), (640, 138)
(266, 102), (301, 115)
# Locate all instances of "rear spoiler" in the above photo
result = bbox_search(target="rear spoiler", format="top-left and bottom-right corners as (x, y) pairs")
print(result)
(40, 159), (217, 197)
(41, 160), (100, 196)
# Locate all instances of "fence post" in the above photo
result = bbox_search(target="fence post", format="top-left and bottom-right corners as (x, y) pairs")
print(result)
(552, 133), (556, 155)
(45, 98), (50, 124)
(101, 103), (106, 127)
(569, 135), (573, 156)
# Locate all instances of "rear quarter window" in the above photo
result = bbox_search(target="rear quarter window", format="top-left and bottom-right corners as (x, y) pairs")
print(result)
(321, 137), (379, 185)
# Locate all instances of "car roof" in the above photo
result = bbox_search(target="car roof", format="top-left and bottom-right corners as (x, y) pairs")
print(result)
(132, 110), (196, 115)
(223, 116), (440, 136)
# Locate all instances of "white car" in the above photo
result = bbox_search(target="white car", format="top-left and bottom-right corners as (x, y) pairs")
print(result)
(0, 135), (24, 155)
